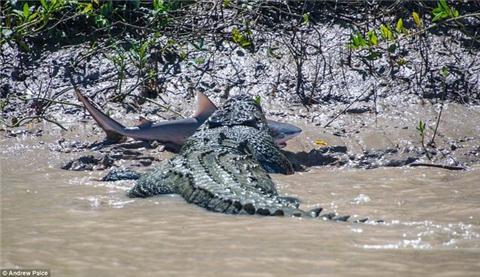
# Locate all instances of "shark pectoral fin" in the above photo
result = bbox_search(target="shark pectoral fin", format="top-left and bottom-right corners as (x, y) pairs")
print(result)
(137, 116), (153, 128)
(104, 131), (127, 142)
(193, 92), (217, 120)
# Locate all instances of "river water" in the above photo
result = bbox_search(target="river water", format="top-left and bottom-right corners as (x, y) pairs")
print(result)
(1, 130), (479, 277)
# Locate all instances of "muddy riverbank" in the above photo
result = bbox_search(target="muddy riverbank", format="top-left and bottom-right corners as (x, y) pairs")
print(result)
(7, 99), (478, 173)
(1, 1), (479, 170)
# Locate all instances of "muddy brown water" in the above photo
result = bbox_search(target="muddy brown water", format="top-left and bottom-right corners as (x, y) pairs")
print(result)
(1, 129), (479, 277)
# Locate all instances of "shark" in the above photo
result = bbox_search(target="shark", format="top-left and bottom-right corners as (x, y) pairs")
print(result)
(75, 90), (302, 149)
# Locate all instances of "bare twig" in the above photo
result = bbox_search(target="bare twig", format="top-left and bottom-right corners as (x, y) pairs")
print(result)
(324, 86), (371, 128)
(409, 163), (465, 171)
(7, 116), (67, 130)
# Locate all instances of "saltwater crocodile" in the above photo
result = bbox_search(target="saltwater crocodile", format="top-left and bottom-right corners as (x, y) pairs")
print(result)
(128, 95), (353, 220)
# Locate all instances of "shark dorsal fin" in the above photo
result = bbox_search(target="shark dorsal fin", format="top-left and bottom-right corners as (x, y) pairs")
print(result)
(193, 92), (217, 120)
(137, 116), (153, 128)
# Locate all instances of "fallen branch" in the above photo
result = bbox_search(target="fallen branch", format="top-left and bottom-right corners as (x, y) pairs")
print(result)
(409, 162), (466, 171)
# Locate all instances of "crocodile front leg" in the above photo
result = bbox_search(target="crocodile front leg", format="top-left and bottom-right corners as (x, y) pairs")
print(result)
(127, 159), (179, 198)
(246, 128), (294, 175)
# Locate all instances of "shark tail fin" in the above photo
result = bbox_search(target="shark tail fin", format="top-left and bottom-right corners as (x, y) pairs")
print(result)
(75, 89), (126, 142)
(193, 92), (217, 120)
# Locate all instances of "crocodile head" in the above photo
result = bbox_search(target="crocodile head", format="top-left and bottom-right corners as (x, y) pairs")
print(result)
(207, 95), (267, 130)
(207, 95), (301, 147)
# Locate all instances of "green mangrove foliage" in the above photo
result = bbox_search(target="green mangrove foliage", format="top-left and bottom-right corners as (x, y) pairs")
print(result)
(344, 0), (480, 76)
(0, 0), (189, 48)
(231, 26), (254, 51)
(348, 0), (463, 51)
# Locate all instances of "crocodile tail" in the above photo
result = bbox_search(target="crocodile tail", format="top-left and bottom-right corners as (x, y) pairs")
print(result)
(177, 180), (303, 216)
(178, 180), (355, 220)
(305, 207), (383, 223)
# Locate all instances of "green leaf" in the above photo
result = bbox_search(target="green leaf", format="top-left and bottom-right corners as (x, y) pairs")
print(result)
(82, 3), (93, 14)
(349, 33), (367, 49)
(416, 120), (426, 135)
(441, 66), (449, 78)
(432, 13), (446, 22)
(433, 0), (459, 21)
(254, 95), (261, 105)
(232, 27), (242, 42)
(28, 11), (39, 21)
(51, 0), (59, 9)
(396, 58), (408, 66)
(23, 3), (30, 18)
(302, 13), (310, 25)
(179, 51), (188, 61)
(153, 0), (169, 12)
(367, 30), (378, 46)
(231, 27), (252, 49)
(379, 24), (393, 41)
(94, 15), (108, 28)
(439, 0), (449, 12)
(267, 47), (281, 59)
(412, 11), (421, 28)
(195, 56), (206, 65)
(40, 0), (48, 10)
(432, 7), (442, 15)
(395, 18), (404, 33)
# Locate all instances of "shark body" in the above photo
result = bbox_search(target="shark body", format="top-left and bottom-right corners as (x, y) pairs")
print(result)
(75, 90), (301, 148)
